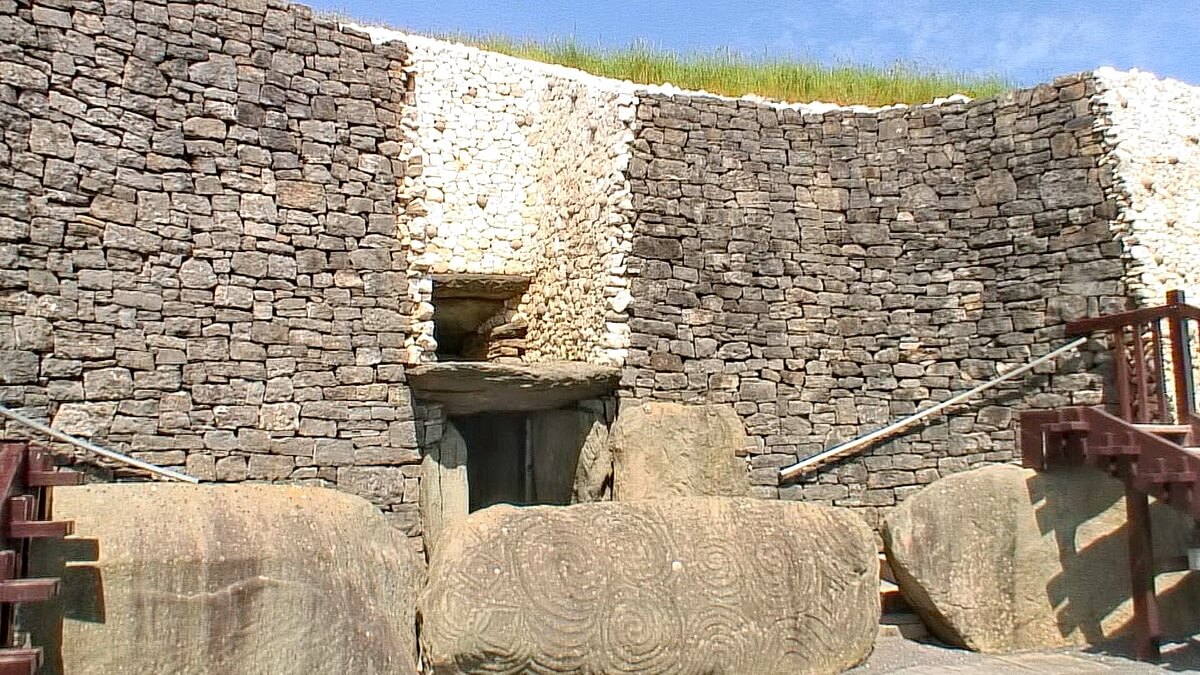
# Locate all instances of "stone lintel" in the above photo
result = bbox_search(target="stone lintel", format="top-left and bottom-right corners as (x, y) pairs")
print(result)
(406, 362), (619, 414)
(431, 274), (531, 300)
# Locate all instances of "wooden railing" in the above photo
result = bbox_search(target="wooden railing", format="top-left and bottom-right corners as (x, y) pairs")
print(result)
(1066, 289), (1199, 425)
(1022, 289), (1200, 662)
(0, 440), (82, 675)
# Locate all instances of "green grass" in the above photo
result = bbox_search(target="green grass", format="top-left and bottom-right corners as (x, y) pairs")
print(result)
(455, 37), (1012, 106)
(323, 9), (1013, 106)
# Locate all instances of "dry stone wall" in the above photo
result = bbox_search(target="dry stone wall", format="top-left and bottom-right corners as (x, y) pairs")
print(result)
(0, 0), (425, 533)
(355, 29), (638, 365)
(1093, 68), (1200, 307)
(622, 76), (1129, 528)
(4, 0), (1200, 542)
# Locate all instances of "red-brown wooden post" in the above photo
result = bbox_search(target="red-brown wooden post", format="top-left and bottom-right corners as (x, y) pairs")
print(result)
(1125, 484), (1162, 661)
(1150, 319), (1168, 422)
(1167, 290), (1194, 423)
(1114, 327), (1134, 421)
(1132, 324), (1151, 423)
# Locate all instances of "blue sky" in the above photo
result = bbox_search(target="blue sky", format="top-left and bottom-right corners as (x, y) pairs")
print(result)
(311, 1), (1200, 87)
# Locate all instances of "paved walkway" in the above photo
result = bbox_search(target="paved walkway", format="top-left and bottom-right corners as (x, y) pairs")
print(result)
(850, 636), (1200, 673)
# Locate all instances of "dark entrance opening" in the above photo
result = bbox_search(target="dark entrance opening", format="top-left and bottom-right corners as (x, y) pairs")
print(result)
(430, 274), (530, 361)
(451, 410), (591, 511)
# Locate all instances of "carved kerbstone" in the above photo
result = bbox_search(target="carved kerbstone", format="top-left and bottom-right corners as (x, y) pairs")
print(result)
(419, 498), (878, 674)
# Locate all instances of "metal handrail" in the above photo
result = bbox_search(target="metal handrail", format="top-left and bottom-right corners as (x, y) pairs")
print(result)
(0, 404), (199, 483)
(778, 336), (1088, 482)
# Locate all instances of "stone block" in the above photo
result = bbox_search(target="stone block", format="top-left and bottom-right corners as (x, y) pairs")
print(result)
(0, 350), (38, 384)
(259, 403), (300, 431)
(885, 465), (1200, 652)
(27, 485), (421, 674)
(215, 456), (248, 482)
(421, 499), (877, 674)
(248, 454), (294, 479)
(611, 402), (751, 501)
(82, 367), (133, 400)
(338, 466), (407, 504)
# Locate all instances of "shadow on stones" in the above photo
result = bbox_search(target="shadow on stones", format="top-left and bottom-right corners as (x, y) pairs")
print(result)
(19, 536), (102, 675)
(1028, 470), (1200, 664)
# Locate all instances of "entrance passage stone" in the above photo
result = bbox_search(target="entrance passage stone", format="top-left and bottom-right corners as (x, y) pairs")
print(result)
(24, 484), (424, 675)
(610, 402), (750, 500)
(421, 421), (470, 552)
(419, 498), (878, 674)
(883, 464), (1200, 653)
(528, 407), (612, 504)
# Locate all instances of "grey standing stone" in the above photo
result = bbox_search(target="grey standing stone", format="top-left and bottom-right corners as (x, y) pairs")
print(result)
(884, 465), (1200, 652)
(25, 485), (422, 674)
(610, 402), (751, 501)
(419, 421), (468, 552)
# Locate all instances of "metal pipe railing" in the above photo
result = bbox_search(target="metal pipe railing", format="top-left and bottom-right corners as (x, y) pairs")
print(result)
(779, 336), (1089, 482)
(0, 404), (199, 483)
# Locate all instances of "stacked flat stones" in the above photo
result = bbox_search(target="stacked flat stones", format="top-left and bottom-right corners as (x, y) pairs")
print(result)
(4, 0), (1200, 543)
(622, 76), (1125, 529)
(0, 0), (425, 537)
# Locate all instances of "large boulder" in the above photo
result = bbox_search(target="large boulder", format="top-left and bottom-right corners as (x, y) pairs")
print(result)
(23, 484), (424, 675)
(884, 464), (1200, 653)
(419, 498), (878, 674)
(610, 402), (750, 500)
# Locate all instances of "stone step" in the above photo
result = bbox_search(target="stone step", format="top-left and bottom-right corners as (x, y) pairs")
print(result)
(1134, 423), (1192, 441)
(880, 579), (910, 614)
(878, 552), (895, 583)
(878, 612), (929, 640)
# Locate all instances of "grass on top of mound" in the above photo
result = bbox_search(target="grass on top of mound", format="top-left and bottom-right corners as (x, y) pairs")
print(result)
(319, 8), (1014, 106)
(456, 37), (1012, 106)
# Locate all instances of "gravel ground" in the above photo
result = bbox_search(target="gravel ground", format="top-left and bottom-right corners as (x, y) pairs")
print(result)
(849, 636), (1200, 673)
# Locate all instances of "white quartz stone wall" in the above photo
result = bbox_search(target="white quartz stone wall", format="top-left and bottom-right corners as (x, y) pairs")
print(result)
(1094, 68), (1200, 306)
(354, 28), (638, 365)
(520, 80), (637, 365)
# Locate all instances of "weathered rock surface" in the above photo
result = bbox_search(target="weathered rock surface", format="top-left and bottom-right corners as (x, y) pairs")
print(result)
(420, 421), (470, 551)
(0, 0), (425, 530)
(611, 402), (750, 500)
(884, 464), (1200, 653)
(419, 498), (878, 674)
(431, 273), (531, 299)
(569, 408), (614, 502)
(23, 484), (424, 675)
(405, 362), (620, 414)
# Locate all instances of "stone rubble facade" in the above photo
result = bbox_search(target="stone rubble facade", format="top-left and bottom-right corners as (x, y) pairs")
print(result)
(621, 77), (1127, 529)
(1092, 67), (1200, 307)
(2, 0), (1200, 542)
(364, 30), (641, 367)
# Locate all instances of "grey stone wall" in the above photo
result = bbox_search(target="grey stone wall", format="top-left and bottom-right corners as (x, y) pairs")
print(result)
(0, 0), (423, 534)
(622, 75), (1128, 528)
(5, 0), (1199, 543)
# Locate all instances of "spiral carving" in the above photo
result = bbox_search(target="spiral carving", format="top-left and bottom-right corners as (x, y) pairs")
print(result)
(418, 499), (878, 675)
